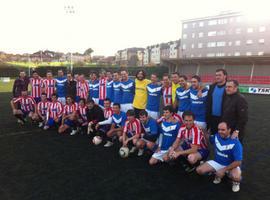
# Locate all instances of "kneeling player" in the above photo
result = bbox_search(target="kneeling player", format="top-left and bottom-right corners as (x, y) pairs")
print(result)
(58, 96), (77, 134)
(10, 90), (37, 124)
(136, 110), (159, 156)
(33, 93), (49, 127)
(76, 98), (88, 134)
(196, 122), (243, 192)
(43, 93), (63, 130)
(149, 106), (180, 165)
(168, 111), (209, 172)
(119, 109), (141, 155)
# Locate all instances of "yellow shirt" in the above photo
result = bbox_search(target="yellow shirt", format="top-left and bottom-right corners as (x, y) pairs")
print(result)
(172, 82), (180, 104)
(133, 78), (151, 109)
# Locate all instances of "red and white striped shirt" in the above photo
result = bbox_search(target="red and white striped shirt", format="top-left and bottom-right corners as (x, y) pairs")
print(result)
(37, 101), (50, 116)
(47, 101), (63, 119)
(162, 86), (172, 106)
(14, 96), (36, 112)
(42, 79), (56, 98)
(78, 105), (88, 121)
(63, 103), (77, 115)
(76, 81), (80, 96)
(123, 118), (141, 136)
(30, 78), (42, 98)
(78, 81), (89, 99)
(99, 78), (107, 100)
(104, 107), (113, 119)
(177, 125), (207, 149)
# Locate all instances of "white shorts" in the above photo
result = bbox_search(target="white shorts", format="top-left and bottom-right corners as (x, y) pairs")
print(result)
(146, 109), (159, 120)
(207, 160), (241, 172)
(195, 121), (207, 130)
(92, 98), (99, 105)
(58, 97), (66, 105)
(121, 103), (133, 113)
(152, 150), (168, 162)
(177, 111), (183, 118)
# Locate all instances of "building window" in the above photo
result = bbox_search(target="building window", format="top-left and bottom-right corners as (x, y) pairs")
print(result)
(208, 31), (216, 36)
(199, 21), (204, 27)
(208, 20), (217, 26)
(246, 40), (253, 45)
(217, 41), (226, 47)
(218, 18), (228, 24)
(183, 24), (188, 29)
(198, 32), (204, 38)
(183, 34), (187, 39)
(182, 44), (186, 49)
(234, 52), (240, 56)
(192, 33), (195, 38)
(216, 53), (225, 57)
(247, 28), (253, 33)
(198, 43), (203, 48)
(235, 40), (241, 46)
(259, 26), (266, 32)
(206, 53), (215, 57)
(217, 30), (226, 36)
(246, 52), (252, 56)
(235, 28), (241, 34)
(259, 39), (265, 44)
(192, 23), (196, 28)
(258, 51), (264, 56)
(191, 44), (195, 48)
(207, 42), (216, 48)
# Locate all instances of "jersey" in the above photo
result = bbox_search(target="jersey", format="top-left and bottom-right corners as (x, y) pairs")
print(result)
(37, 101), (49, 116)
(133, 79), (151, 109)
(190, 88), (208, 122)
(112, 81), (122, 104)
(30, 78), (42, 98)
(63, 103), (77, 115)
(47, 101), (63, 119)
(177, 124), (207, 149)
(210, 134), (243, 166)
(89, 79), (99, 99)
(112, 111), (126, 127)
(78, 105), (88, 121)
(159, 120), (180, 150)
(123, 118), (141, 136)
(42, 79), (56, 99)
(106, 79), (114, 102)
(142, 118), (159, 136)
(157, 113), (183, 124)
(121, 79), (135, 104)
(146, 83), (162, 112)
(99, 78), (107, 100)
(78, 81), (89, 99)
(162, 86), (172, 106)
(104, 107), (113, 119)
(14, 96), (36, 112)
(55, 77), (67, 98)
(172, 82), (180, 104)
(176, 87), (191, 112)
(76, 81), (80, 97)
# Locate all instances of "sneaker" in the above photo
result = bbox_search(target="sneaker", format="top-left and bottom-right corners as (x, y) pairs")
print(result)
(38, 122), (43, 128)
(70, 129), (77, 136)
(213, 176), (222, 184)
(43, 125), (49, 130)
(104, 141), (114, 147)
(130, 146), (136, 153)
(137, 149), (144, 156)
(232, 182), (240, 192)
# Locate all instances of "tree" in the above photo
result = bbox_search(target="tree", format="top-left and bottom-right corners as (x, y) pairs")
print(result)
(83, 48), (94, 63)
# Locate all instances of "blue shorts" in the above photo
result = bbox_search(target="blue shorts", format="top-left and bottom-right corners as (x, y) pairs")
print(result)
(99, 125), (111, 133)
(22, 110), (31, 118)
(75, 96), (80, 103)
(181, 142), (209, 160)
(34, 97), (41, 103)
(47, 117), (61, 127)
(64, 119), (75, 127)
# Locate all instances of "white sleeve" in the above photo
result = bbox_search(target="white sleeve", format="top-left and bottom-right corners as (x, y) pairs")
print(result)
(98, 117), (112, 125)
(158, 134), (163, 147)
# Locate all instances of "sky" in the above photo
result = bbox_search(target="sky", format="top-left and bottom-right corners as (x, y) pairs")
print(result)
(0, 0), (269, 56)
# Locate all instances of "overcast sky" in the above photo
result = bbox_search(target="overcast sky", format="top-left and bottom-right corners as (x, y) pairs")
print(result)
(0, 0), (269, 56)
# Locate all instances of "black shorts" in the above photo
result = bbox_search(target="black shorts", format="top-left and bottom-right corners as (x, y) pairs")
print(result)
(142, 134), (158, 142)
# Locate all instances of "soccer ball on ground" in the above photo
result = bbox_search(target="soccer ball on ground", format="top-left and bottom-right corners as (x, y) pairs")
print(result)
(92, 136), (102, 145)
(119, 147), (129, 158)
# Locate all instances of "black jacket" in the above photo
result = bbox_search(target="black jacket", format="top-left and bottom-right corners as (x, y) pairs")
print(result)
(222, 92), (248, 138)
(86, 105), (105, 124)
(65, 80), (77, 100)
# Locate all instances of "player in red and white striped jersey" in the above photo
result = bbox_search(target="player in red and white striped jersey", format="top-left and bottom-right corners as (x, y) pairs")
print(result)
(98, 71), (107, 108)
(167, 111), (209, 171)
(32, 93), (50, 127)
(119, 109), (141, 154)
(76, 98), (88, 134)
(59, 96), (78, 134)
(29, 71), (42, 103)
(44, 93), (63, 130)
(162, 85), (172, 106)
(10, 90), (37, 124)
(42, 71), (56, 100)
(78, 75), (89, 100)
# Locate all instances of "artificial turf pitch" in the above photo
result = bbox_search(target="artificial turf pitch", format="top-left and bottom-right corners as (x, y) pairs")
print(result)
(0, 93), (269, 200)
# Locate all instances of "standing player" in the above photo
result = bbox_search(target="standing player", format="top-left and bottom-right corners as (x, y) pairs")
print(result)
(10, 90), (37, 124)
(120, 69), (135, 113)
(78, 75), (89, 100)
(33, 93), (50, 127)
(75, 74), (81, 102)
(29, 71), (42, 103)
(89, 72), (99, 104)
(42, 71), (56, 101)
(106, 71), (114, 103)
(112, 71), (122, 104)
(136, 110), (159, 156)
(103, 103), (126, 147)
(119, 109), (141, 155)
(168, 111), (209, 172)
(196, 122), (243, 192)
(99, 70), (107, 108)
(58, 96), (77, 134)
(66, 72), (77, 101)
(149, 106), (180, 165)
(175, 75), (190, 117)
(146, 73), (162, 120)
(190, 75), (208, 130)
(55, 69), (67, 105)
(171, 72), (180, 105)
(44, 93), (63, 130)
(162, 74), (172, 106)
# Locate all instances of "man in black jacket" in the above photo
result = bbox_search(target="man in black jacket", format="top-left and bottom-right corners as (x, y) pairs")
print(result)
(86, 99), (105, 134)
(65, 72), (77, 101)
(222, 80), (248, 142)
(206, 69), (227, 134)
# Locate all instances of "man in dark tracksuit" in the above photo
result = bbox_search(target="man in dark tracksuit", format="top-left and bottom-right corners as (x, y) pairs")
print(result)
(222, 80), (248, 142)
(12, 71), (30, 98)
(206, 69), (227, 134)
(65, 72), (77, 101)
